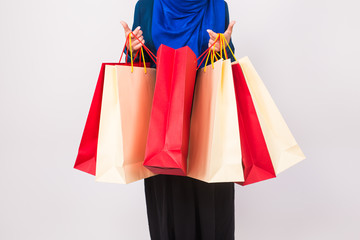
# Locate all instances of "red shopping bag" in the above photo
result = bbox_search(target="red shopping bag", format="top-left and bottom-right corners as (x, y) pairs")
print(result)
(74, 32), (153, 176)
(232, 63), (276, 185)
(143, 44), (197, 176)
(74, 61), (151, 175)
(74, 63), (108, 175)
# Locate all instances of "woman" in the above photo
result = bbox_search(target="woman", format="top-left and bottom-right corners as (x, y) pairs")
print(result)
(121, 1), (237, 239)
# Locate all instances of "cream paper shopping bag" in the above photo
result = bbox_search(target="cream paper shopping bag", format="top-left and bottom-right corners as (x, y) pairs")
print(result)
(238, 57), (306, 174)
(187, 59), (244, 183)
(96, 64), (156, 184)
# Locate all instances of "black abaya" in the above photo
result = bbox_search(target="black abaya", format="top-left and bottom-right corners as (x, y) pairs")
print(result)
(145, 175), (235, 240)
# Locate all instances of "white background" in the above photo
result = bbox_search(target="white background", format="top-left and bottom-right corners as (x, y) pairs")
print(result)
(1, 0), (359, 239)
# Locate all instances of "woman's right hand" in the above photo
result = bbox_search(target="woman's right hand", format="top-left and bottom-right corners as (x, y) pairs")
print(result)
(120, 21), (145, 52)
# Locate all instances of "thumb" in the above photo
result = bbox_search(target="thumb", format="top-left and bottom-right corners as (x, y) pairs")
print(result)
(225, 21), (236, 35)
(120, 20), (131, 33)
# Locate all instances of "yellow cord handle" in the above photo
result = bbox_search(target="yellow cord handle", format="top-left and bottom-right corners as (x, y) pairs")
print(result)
(211, 44), (215, 68)
(219, 34), (228, 60)
(221, 34), (237, 61)
(202, 33), (237, 72)
(128, 32), (148, 73)
(204, 34), (220, 72)
(141, 47), (147, 74)
(204, 46), (212, 72)
(129, 34), (133, 72)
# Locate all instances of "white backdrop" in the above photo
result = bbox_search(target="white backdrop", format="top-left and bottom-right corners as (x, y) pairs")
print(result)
(1, 0), (359, 239)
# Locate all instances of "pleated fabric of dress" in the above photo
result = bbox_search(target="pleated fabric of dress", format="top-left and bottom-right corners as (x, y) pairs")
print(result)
(145, 175), (235, 240)
(129, 1), (236, 239)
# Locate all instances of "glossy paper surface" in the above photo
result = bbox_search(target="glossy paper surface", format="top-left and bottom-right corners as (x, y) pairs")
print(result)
(239, 57), (306, 174)
(95, 65), (156, 184)
(144, 45), (197, 176)
(187, 59), (244, 183)
(74, 63), (116, 175)
(232, 62), (276, 185)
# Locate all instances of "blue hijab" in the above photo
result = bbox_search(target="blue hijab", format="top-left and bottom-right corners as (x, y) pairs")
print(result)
(151, 0), (225, 58)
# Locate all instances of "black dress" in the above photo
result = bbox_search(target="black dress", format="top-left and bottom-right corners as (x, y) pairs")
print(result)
(145, 175), (234, 240)
(129, 1), (236, 239)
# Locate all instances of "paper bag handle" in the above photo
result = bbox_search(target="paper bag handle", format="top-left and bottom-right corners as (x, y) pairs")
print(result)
(119, 32), (157, 73)
(196, 33), (237, 71)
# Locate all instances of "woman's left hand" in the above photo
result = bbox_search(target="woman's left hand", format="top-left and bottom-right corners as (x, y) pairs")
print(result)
(207, 21), (235, 52)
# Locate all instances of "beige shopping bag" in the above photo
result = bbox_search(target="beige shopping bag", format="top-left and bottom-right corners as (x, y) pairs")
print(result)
(187, 59), (244, 183)
(95, 64), (156, 184)
(238, 57), (306, 174)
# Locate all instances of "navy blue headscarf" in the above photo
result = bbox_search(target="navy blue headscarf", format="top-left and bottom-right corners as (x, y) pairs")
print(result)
(151, 0), (225, 58)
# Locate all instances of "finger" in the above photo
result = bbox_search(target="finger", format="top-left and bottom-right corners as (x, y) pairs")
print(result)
(133, 41), (145, 51)
(131, 26), (141, 37)
(133, 39), (145, 48)
(131, 39), (140, 47)
(120, 21), (131, 33)
(212, 42), (220, 51)
(132, 35), (144, 43)
(225, 21), (236, 35)
(133, 44), (142, 51)
(209, 39), (219, 48)
(215, 42), (220, 52)
(208, 41), (220, 51)
(136, 30), (143, 38)
(131, 39), (145, 49)
(207, 29), (218, 40)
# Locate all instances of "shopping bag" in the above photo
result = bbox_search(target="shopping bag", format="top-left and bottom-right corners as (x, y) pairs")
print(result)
(73, 63), (113, 175)
(238, 56), (306, 174)
(143, 44), (197, 176)
(74, 32), (155, 178)
(232, 62), (276, 185)
(187, 58), (244, 183)
(95, 62), (156, 184)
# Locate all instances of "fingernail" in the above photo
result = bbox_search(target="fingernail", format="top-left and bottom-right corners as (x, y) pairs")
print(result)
(206, 29), (211, 33)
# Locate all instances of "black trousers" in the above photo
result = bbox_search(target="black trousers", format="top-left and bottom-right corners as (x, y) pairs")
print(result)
(144, 175), (235, 240)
